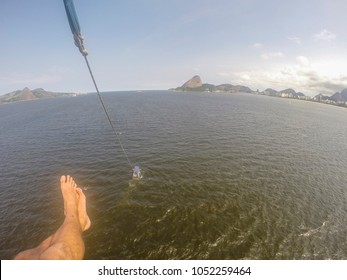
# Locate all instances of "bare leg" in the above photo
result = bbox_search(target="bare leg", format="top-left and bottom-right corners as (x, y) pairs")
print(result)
(38, 175), (85, 259)
(14, 235), (53, 260)
(14, 175), (90, 260)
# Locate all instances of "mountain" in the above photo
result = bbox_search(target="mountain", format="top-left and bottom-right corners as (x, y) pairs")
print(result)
(342, 89), (347, 100)
(171, 76), (344, 102)
(174, 76), (254, 93)
(313, 90), (347, 103)
(262, 88), (278, 96)
(313, 93), (330, 101)
(279, 88), (297, 95)
(216, 84), (253, 93)
(261, 88), (306, 97)
(181, 75), (203, 89)
(279, 88), (305, 97)
(329, 89), (347, 102)
(0, 87), (78, 104)
(174, 76), (311, 97)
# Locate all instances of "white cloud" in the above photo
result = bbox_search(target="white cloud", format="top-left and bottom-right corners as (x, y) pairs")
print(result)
(261, 51), (284, 60)
(218, 72), (230, 77)
(296, 56), (310, 66)
(272, 62), (347, 95)
(288, 37), (301, 45)
(217, 57), (347, 96)
(313, 29), (336, 41)
(240, 73), (251, 81)
(253, 43), (264, 49)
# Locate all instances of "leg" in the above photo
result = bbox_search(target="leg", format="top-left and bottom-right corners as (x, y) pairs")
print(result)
(14, 235), (54, 260)
(14, 175), (91, 260)
(39, 175), (85, 259)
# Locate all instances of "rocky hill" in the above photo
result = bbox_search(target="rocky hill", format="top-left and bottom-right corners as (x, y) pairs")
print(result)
(329, 89), (347, 102)
(261, 88), (305, 97)
(174, 75), (254, 93)
(262, 88), (278, 96)
(181, 75), (202, 89)
(313, 93), (330, 101)
(0, 87), (78, 104)
(312, 89), (347, 102)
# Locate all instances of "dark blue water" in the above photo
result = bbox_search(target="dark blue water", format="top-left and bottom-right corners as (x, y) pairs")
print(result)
(1, 91), (347, 259)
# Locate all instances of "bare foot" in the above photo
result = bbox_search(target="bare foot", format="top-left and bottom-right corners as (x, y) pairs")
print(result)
(60, 175), (78, 219)
(76, 188), (91, 231)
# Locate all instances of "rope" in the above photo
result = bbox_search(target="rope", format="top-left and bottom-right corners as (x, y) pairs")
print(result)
(63, 0), (134, 169)
(84, 56), (133, 168)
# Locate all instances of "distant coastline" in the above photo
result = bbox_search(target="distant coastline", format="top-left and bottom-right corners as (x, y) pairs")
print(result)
(0, 87), (80, 105)
(171, 75), (347, 109)
(2, 77), (347, 110)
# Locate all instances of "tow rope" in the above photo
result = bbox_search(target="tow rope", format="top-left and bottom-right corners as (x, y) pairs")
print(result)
(63, 0), (141, 178)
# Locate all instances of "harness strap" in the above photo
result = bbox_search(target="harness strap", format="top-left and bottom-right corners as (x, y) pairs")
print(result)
(63, 0), (88, 56)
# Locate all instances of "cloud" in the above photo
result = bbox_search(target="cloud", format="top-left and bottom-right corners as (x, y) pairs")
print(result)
(240, 73), (251, 81)
(217, 57), (347, 96)
(274, 63), (347, 95)
(313, 29), (336, 41)
(296, 56), (310, 66)
(261, 51), (284, 60)
(253, 43), (264, 49)
(298, 71), (347, 94)
(288, 37), (301, 45)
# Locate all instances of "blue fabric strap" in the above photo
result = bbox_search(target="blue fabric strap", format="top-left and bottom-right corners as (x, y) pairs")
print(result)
(63, 0), (88, 56)
(63, 0), (81, 35)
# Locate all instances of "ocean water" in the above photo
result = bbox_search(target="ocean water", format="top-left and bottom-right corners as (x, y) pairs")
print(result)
(0, 91), (346, 259)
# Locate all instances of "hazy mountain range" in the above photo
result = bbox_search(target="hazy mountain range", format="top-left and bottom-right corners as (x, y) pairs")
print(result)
(173, 75), (347, 102)
(173, 75), (254, 94)
(2, 77), (347, 105)
(0, 87), (78, 104)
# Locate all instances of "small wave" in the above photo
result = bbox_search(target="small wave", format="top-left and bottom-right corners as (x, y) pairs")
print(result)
(299, 221), (327, 237)
(156, 207), (175, 223)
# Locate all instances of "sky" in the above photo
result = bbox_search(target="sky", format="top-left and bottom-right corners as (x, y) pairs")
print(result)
(1, 0), (347, 96)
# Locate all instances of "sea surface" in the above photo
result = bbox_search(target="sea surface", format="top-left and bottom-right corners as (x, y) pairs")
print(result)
(1, 91), (347, 260)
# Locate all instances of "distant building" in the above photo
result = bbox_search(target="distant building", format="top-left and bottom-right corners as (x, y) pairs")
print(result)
(279, 92), (293, 98)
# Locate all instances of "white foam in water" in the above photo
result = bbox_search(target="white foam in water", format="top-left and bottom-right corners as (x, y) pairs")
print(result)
(132, 165), (142, 179)
(299, 221), (327, 237)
